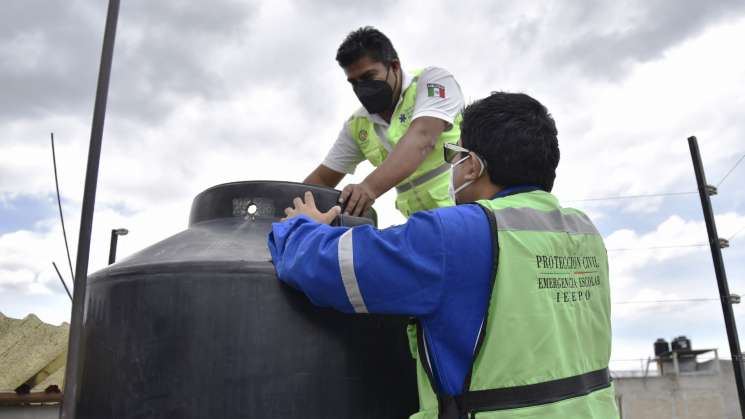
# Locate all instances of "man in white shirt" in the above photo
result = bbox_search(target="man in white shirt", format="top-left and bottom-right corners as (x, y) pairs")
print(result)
(303, 26), (465, 218)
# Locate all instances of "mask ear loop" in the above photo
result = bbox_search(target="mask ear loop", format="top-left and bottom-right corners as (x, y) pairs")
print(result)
(474, 154), (487, 178)
(388, 63), (399, 110)
(456, 153), (486, 176)
(453, 154), (471, 166)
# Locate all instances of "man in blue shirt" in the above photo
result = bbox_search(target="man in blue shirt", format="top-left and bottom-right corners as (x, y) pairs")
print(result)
(268, 92), (616, 418)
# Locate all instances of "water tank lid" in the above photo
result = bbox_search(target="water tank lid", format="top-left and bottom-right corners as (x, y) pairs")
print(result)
(188, 180), (376, 226)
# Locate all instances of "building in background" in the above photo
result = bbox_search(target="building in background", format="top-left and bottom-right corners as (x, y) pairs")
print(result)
(613, 336), (741, 419)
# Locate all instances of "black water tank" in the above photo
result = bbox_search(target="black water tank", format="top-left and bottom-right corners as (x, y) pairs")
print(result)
(654, 338), (670, 356)
(671, 335), (692, 352)
(75, 181), (418, 418)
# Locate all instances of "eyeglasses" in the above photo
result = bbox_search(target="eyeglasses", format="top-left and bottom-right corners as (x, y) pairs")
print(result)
(443, 142), (472, 164)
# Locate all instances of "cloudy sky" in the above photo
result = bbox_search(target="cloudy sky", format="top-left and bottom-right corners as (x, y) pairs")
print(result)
(2, 0), (745, 370)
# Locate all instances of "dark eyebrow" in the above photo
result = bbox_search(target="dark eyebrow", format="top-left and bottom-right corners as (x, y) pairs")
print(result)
(348, 69), (377, 83)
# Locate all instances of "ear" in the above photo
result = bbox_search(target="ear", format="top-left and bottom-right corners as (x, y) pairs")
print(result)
(462, 152), (482, 181)
(390, 60), (401, 72)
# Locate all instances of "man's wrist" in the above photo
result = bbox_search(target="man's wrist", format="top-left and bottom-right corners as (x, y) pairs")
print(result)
(361, 177), (385, 198)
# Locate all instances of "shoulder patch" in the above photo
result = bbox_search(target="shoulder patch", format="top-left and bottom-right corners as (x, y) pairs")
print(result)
(427, 83), (446, 98)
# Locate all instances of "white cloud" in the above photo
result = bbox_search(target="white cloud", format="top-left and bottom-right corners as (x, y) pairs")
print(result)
(605, 211), (745, 360)
(0, 268), (51, 294)
(605, 212), (745, 296)
(554, 17), (745, 213)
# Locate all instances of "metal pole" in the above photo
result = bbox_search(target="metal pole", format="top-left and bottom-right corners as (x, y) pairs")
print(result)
(688, 135), (745, 417)
(108, 230), (118, 265)
(108, 228), (128, 265)
(61, 0), (120, 417)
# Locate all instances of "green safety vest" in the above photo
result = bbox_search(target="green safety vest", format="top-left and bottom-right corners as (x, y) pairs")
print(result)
(406, 190), (619, 418)
(347, 69), (461, 217)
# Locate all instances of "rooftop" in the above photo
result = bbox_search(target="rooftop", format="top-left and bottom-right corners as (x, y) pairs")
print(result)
(0, 313), (68, 406)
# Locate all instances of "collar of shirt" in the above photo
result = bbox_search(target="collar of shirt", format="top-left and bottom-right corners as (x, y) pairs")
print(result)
(492, 185), (542, 199)
(365, 69), (413, 128)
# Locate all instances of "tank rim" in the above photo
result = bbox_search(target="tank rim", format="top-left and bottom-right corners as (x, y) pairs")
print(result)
(90, 260), (275, 281)
(194, 180), (338, 197)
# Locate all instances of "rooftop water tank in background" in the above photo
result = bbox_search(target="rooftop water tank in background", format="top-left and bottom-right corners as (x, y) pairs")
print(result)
(654, 338), (670, 356)
(74, 181), (417, 418)
(672, 335), (692, 352)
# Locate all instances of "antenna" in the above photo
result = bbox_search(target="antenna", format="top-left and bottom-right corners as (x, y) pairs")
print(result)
(51, 262), (73, 301)
(50, 133), (75, 284)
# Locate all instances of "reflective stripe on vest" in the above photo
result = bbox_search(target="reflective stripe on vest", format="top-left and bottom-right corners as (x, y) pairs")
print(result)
(338, 228), (368, 313)
(492, 206), (599, 235)
(395, 162), (452, 193)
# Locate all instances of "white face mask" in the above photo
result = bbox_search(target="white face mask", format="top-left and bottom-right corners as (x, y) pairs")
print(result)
(448, 154), (485, 204)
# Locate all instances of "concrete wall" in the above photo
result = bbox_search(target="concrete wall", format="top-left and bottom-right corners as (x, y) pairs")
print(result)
(614, 361), (740, 419)
(0, 406), (59, 419)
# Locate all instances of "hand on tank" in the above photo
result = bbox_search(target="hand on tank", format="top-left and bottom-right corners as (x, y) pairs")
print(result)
(338, 182), (377, 217)
(283, 191), (341, 224)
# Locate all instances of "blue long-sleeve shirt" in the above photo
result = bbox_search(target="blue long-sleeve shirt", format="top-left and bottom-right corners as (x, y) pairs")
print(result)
(267, 204), (493, 396)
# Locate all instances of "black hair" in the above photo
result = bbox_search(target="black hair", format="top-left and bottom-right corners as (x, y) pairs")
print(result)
(461, 92), (560, 192)
(336, 26), (399, 67)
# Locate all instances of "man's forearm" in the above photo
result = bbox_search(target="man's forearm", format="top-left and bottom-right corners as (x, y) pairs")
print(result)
(336, 117), (446, 216)
(304, 165), (345, 188)
(363, 118), (444, 195)
(363, 135), (430, 195)
(268, 211), (446, 316)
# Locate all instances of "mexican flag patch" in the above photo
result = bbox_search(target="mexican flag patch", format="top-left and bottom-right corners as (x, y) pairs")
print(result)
(427, 83), (446, 98)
